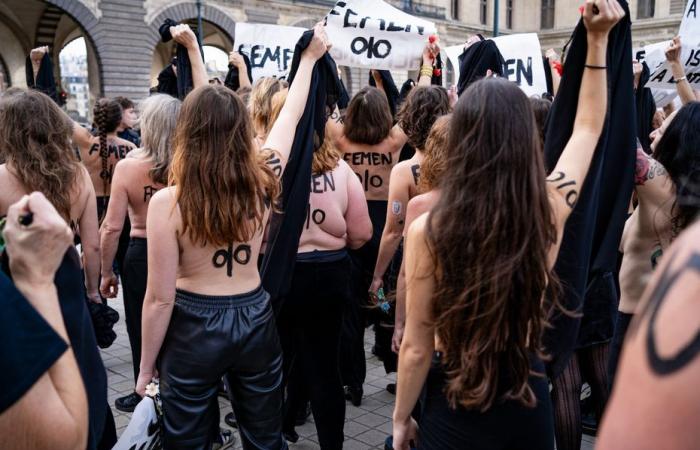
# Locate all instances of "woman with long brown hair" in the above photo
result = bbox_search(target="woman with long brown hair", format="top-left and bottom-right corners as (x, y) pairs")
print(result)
(135, 25), (330, 449)
(99, 94), (181, 413)
(392, 2), (625, 449)
(249, 77), (287, 148)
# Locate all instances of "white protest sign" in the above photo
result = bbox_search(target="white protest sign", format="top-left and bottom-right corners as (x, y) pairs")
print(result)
(444, 33), (547, 97)
(235, 23), (305, 80)
(633, 43), (678, 108)
(647, 0), (700, 89)
(324, 0), (436, 70)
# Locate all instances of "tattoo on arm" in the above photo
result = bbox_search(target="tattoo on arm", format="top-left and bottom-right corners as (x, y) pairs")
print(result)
(636, 149), (668, 186)
(265, 152), (282, 177)
(547, 171), (578, 208)
(638, 252), (700, 376)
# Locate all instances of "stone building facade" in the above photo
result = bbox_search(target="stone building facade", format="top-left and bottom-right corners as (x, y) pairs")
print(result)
(0, 0), (685, 106)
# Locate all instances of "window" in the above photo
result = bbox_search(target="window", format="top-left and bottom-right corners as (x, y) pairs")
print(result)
(480, 0), (488, 25)
(669, 0), (684, 14)
(506, 0), (514, 28)
(452, 0), (460, 20)
(541, 0), (555, 29)
(637, 0), (655, 18)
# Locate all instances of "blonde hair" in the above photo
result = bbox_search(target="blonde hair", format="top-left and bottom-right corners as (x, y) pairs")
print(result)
(249, 77), (286, 136)
(266, 90), (339, 175)
(418, 114), (451, 193)
(139, 94), (182, 185)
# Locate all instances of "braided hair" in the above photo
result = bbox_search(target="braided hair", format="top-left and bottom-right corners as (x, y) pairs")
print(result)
(92, 98), (122, 221)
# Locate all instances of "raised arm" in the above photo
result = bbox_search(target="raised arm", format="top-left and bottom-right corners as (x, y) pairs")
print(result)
(229, 52), (251, 90)
(170, 24), (207, 90)
(75, 167), (100, 304)
(664, 37), (698, 105)
(418, 39), (438, 87)
(263, 23), (330, 171)
(136, 189), (179, 396)
(99, 161), (129, 298)
(546, 0), (625, 263)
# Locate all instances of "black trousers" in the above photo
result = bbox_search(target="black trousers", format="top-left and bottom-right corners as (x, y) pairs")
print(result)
(121, 237), (146, 382)
(159, 287), (287, 450)
(278, 255), (350, 450)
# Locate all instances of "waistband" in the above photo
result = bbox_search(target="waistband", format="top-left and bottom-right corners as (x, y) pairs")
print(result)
(175, 285), (268, 309)
(296, 249), (348, 263)
(129, 237), (147, 245)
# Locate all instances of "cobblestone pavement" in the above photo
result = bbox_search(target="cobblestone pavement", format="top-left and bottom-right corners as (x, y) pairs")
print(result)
(102, 298), (595, 449)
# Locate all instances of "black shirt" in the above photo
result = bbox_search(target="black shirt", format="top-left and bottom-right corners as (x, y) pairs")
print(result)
(0, 269), (67, 413)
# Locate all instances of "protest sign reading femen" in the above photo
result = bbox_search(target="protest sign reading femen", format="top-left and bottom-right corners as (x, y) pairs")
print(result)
(444, 33), (548, 97)
(324, 0), (436, 70)
(634, 43), (678, 108)
(235, 23), (305, 80)
(647, 0), (700, 89)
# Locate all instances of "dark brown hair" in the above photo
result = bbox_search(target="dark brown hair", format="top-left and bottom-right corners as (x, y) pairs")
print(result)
(530, 97), (551, 147)
(170, 85), (279, 246)
(343, 86), (393, 145)
(418, 114), (451, 193)
(93, 98), (122, 199)
(114, 96), (135, 110)
(397, 86), (450, 150)
(425, 78), (557, 411)
(0, 88), (81, 220)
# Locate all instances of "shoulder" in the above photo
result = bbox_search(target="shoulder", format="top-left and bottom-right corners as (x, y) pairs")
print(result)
(407, 212), (429, 241)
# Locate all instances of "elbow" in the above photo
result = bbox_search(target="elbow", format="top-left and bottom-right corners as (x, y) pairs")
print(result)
(347, 227), (373, 250)
(400, 341), (432, 366)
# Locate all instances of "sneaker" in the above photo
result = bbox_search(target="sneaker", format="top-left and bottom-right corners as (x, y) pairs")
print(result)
(115, 392), (141, 413)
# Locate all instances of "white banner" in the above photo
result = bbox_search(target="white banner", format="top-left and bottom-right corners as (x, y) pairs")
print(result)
(444, 33), (548, 97)
(324, 0), (436, 70)
(235, 23), (306, 80)
(647, 0), (700, 89)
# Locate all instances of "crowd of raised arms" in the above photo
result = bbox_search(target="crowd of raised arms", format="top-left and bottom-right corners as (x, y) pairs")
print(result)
(1, 1), (700, 450)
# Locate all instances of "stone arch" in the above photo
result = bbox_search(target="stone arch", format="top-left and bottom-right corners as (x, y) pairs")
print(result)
(146, 2), (236, 51)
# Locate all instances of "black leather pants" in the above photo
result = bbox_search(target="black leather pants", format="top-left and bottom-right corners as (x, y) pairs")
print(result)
(159, 286), (287, 450)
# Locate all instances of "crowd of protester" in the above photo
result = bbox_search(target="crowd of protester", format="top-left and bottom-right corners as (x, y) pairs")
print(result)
(1, 1), (700, 449)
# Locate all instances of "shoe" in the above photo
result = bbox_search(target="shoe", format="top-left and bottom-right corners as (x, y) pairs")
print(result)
(115, 392), (141, 413)
(283, 428), (299, 443)
(295, 401), (311, 426)
(384, 436), (394, 450)
(224, 412), (238, 428)
(344, 385), (363, 407)
(386, 383), (396, 395)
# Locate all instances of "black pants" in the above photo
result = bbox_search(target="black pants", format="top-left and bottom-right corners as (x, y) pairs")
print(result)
(419, 355), (554, 450)
(608, 311), (633, 386)
(278, 255), (350, 450)
(121, 238), (147, 382)
(159, 287), (287, 450)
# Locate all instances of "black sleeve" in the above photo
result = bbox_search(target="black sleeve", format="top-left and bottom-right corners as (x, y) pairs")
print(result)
(0, 270), (68, 414)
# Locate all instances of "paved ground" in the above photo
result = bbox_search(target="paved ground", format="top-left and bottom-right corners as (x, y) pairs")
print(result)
(102, 299), (595, 449)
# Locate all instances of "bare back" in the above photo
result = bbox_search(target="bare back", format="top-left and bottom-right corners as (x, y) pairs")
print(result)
(338, 134), (403, 201)
(77, 134), (135, 197)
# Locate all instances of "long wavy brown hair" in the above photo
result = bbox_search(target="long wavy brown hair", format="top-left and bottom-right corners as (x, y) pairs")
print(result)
(425, 78), (557, 411)
(418, 115), (451, 193)
(0, 88), (81, 220)
(396, 85), (450, 150)
(170, 85), (278, 246)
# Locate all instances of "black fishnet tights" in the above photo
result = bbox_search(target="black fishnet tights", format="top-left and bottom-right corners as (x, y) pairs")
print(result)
(551, 343), (611, 450)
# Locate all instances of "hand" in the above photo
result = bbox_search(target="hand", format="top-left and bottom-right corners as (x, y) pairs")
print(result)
(583, 0), (625, 38)
(448, 85), (458, 108)
(391, 325), (404, 354)
(30, 46), (48, 63)
(393, 416), (418, 450)
(100, 271), (119, 298)
(229, 51), (245, 68)
(665, 36), (682, 64)
(464, 34), (482, 50)
(3, 193), (73, 290)
(632, 60), (643, 77)
(170, 24), (198, 50)
(422, 37), (440, 66)
(135, 370), (156, 397)
(545, 48), (559, 61)
(303, 23), (331, 61)
(369, 277), (383, 303)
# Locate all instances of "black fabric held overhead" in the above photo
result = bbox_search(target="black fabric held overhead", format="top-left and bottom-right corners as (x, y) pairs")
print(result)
(544, 56), (554, 96)
(456, 38), (506, 96)
(542, 2), (636, 378)
(337, 77), (350, 109)
(369, 70), (400, 117)
(224, 52), (253, 91)
(25, 53), (58, 103)
(636, 62), (656, 153)
(261, 30), (342, 310)
(158, 19), (202, 99)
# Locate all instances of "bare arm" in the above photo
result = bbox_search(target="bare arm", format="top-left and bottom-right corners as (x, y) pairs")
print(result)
(229, 52), (251, 90)
(264, 24), (330, 171)
(343, 162), (373, 249)
(665, 37), (697, 105)
(170, 25), (207, 90)
(418, 39), (438, 87)
(371, 164), (410, 293)
(393, 214), (436, 448)
(99, 161), (129, 298)
(136, 189), (179, 395)
(71, 121), (93, 151)
(77, 168), (100, 303)
(546, 0), (624, 265)
(633, 146), (675, 208)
